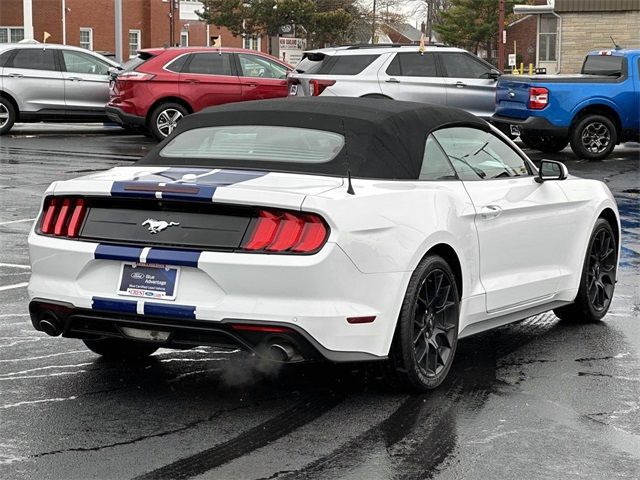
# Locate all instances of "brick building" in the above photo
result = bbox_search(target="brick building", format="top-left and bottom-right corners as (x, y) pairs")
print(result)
(0, 0), (268, 61)
(512, 0), (640, 73)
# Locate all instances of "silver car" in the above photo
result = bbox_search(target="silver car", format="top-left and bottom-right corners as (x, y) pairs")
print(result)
(288, 45), (501, 119)
(0, 43), (120, 135)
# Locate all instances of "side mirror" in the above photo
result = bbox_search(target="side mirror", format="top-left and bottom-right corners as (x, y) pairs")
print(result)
(535, 159), (568, 183)
(488, 70), (501, 80)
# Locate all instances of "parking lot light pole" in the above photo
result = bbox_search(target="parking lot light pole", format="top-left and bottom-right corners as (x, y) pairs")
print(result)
(23, 0), (34, 40)
(115, 0), (123, 63)
(498, 0), (505, 71)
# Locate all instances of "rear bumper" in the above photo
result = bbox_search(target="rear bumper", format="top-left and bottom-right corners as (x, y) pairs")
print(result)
(105, 105), (145, 127)
(491, 114), (569, 137)
(27, 233), (409, 361)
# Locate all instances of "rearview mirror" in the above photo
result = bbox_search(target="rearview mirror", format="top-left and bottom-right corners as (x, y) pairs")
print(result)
(488, 70), (501, 80)
(535, 159), (568, 183)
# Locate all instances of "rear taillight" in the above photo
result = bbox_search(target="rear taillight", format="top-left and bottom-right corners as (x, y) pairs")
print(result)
(40, 197), (87, 238)
(117, 71), (155, 82)
(309, 79), (336, 96)
(241, 209), (329, 254)
(529, 87), (549, 110)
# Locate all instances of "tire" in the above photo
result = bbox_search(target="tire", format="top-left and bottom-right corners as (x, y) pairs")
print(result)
(0, 97), (17, 135)
(83, 338), (158, 360)
(553, 219), (617, 323)
(519, 132), (568, 153)
(389, 255), (460, 392)
(148, 102), (188, 141)
(569, 114), (617, 161)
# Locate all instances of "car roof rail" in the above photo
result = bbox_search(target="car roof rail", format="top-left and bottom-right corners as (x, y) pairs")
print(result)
(343, 42), (447, 50)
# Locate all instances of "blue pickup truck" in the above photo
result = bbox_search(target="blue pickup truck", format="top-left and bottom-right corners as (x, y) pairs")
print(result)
(492, 49), (640, 160)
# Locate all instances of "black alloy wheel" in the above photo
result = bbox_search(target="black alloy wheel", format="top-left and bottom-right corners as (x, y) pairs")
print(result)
(554, 219), (617, 323)
(83, 338), (159, 360)
(391, 255), (460, 391)
(519, 132), (569, 153)
(569, 114), (617, 161)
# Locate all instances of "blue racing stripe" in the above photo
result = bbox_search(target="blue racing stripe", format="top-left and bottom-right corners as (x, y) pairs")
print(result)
(144, 302), (196, 319)
(92, 297), (137, 314)
(146, 248), (201, 267)
(95, 244), (143, 262)
(208, 169), (268, 186)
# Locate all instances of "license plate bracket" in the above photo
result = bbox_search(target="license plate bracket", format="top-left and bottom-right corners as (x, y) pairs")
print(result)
(117, 263), (180, 300)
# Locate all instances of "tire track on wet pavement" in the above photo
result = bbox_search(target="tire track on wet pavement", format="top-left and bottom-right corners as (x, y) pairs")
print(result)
(257, 314), (560, 480)
(132, 392), (345, 480)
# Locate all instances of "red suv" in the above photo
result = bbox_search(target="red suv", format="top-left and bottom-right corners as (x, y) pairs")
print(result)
(106, 47), (291, 140)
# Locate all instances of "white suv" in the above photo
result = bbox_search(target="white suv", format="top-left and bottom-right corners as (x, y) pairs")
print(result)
(288, 44), (501, 119)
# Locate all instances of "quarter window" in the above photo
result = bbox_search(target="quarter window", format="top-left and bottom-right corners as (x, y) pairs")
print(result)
(184, 53), (233, 75)
(238, 53), (286, 79)
(433, 127), (530, 180)
(8, 48), (57, 71)
(316, 54), (379, 75)
(420, 135), (457, 180)
(441, 53), (491, 78)
(79, 28), (93, 50)
(128, 30), (141, 59)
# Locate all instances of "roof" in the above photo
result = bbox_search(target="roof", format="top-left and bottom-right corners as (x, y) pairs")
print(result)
(139, 97), (489, 180)
(555, 0), (640, 12)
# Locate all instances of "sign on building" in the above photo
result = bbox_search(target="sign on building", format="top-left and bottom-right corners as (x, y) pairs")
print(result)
(278, 37), (305, 65)
(508, 53), (517, 67)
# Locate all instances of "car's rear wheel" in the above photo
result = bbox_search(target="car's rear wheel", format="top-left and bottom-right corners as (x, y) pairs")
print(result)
(149, 102), (188, 141)
(83, 338), (158, 360)
(553, 219), (617, 323)
(0, 97), (17, 135)
(569, 114), (617, 161)
(519, 132), (568, 153)
(389, 255), (460, 391)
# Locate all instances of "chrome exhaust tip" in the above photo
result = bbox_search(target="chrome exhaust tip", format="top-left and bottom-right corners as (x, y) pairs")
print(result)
(39, 312), (62, 336)
(268, 342), (298, 362)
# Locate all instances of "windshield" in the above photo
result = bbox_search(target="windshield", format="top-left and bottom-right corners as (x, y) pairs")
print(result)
(160, 125), (345, 163)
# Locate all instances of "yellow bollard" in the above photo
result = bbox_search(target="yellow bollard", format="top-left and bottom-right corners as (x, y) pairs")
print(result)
(520, 63), (524, 75)
(529, 63), (533, 75)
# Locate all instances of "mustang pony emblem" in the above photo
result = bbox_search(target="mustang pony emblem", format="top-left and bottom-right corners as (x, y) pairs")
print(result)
(142, 219), (180, 234)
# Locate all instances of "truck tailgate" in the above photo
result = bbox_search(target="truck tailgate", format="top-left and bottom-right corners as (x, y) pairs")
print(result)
(495, 77), (532, 119)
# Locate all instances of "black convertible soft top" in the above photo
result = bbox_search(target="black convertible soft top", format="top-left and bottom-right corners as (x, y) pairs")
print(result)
(138, 97), (490, 180)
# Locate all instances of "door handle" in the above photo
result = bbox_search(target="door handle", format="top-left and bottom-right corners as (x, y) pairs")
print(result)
(8, 73), (23, 78)
(455, 81), (466, 88)
(480, 205), (502, 219)
(386, 77), (400, 83)
(187, 79), (200, 84)
(68, 76), (83, 81)
(246, 83), (258, 87)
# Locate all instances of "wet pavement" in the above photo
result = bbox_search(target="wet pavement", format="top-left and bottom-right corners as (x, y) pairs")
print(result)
(1, 124), (639, 480)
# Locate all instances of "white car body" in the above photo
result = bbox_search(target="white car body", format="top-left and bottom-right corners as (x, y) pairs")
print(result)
(28, 163), (619, 361)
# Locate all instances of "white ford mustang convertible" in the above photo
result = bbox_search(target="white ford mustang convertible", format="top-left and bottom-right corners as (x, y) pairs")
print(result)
(28, 98), (619, 391)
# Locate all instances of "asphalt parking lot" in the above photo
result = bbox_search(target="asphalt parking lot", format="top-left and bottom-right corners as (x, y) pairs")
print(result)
(1, 124), (639, 480)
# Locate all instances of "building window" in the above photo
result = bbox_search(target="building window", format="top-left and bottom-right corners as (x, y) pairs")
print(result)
(79, 28), (93, 50)
(181, 31), (189, 47)
(0, 27), (24, 43)
(128, 29), (141, 59)
(539, 15), (557, 62)
(243, 35), (260, 51)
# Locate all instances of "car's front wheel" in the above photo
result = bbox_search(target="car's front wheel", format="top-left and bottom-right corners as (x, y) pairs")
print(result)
(0, 97), (17, 135)
(553, 218), (617, 323)
(390, 255), (460, 391)
(83, 338), (159, 360)
(519, 132), (568, 153)
(149, 102), (188, 141)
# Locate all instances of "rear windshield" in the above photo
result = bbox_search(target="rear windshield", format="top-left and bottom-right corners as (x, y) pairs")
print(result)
(582, 55), (624, 76)
(160, 125), (345, 163)
(294, 53), (325, 73)
(122, 51), (155, 72)
(316, 54), (379, 75)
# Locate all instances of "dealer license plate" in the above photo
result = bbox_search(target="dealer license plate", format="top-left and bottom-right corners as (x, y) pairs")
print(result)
(118, 263), (180, 300)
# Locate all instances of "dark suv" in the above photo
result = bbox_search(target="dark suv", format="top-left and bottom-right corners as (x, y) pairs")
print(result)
(107, 47), (292, 140)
